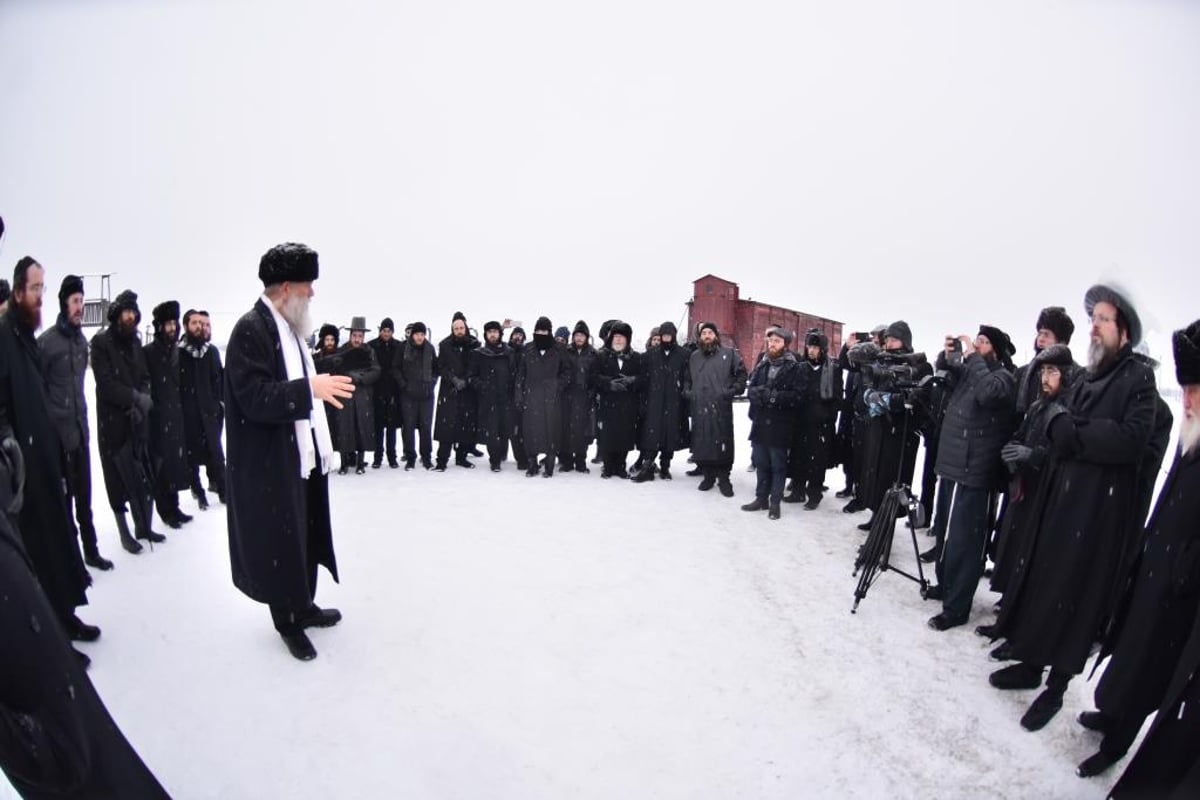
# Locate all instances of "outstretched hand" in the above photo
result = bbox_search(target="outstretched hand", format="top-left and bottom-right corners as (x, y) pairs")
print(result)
(311, 374), (355, 409)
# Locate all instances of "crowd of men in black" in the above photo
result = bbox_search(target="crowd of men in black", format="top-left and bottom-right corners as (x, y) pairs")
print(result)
(0, 215), (1196, 796)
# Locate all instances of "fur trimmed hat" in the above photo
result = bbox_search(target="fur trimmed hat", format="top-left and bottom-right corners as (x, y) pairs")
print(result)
(1173, 319), (1200, 386)
(609, 321), (633, 342)
(1036, 306), (1075, 345)
(409, 321), (427, 335)
(1085, 283), (1142, 347)
(58, 274), (85, 311)
(1034, 343), (1075, 369)
(318, 323), (339, 345)
(884, 320), (913, 351)
(535, 316), (553, 333)
(804, 329), (828, 351)
(259, 242), (318, 285)
(484, 320), (502, 333)
(107, 289), (141, 325)
(573, 319), (590, 337)
(152, 300), (180, 329)
(977, 324), (1015, 368)
(659, 321), (678, 339)
(509, 326), (526, 338)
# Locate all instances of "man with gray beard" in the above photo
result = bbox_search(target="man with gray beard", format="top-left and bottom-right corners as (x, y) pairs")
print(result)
(989, 283), (1159, 733)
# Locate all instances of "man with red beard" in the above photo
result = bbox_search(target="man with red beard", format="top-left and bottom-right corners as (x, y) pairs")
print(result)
(0, 257), (96, 664)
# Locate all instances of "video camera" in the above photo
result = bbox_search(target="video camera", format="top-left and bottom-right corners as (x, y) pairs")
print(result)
(847, 342), (935, 393)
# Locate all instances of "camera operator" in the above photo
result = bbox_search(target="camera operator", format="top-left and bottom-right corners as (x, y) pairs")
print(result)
(851, 321), (932, 532)
(924, 326), (1017, 631)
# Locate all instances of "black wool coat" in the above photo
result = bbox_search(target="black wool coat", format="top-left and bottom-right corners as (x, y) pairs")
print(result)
(397, 340), (438, 400)
(0, 313), (89, 618)
(561, 344), (597, 454)
(687, 344), (747, 464)
(639, 343), (689, 453)
(1092, 447), (1200, 722)
(179, 341), (225, 465)
(90, 326), (151, 458)
(933, 351), (1017, 490)
(224, 299), (338, 609)
(516, 343), (569, 455)
(788, 356), (840, 481)
(592, 347), (642, 453)
(994, 346), (1158, 675)
(746, 352), (803, 449)
(468, 342), (515, 448)
(434, 334), (479, 445)
(0, 516), (170, 799)
(144, 334), (192, 492)
(368, 336), (403, 428)
(320, 344), (380, 452)
(37, 313), (90, 454)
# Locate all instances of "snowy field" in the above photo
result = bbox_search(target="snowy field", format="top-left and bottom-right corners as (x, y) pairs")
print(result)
(2, 402), (1142, 800)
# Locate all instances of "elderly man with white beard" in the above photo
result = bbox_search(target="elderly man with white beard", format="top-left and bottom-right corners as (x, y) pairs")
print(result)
(224, 243), (354, 661)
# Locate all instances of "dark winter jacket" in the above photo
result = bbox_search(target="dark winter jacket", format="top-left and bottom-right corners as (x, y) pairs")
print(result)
(686, 343), (747, 463)
(434, 334), (479, 444)
(516, 342), (570, 455)
(224, 299), (338, 608)
(746, 351), (803, 449)
(468, 342), (515, 448)
(398, 339), (438, 400)
(37, 313), (90, 453)
(592, 346), (642, 453)
(90, 325), (152, 456)
(561, 343), (597, 453)
(319, 343), (380, 452)
(639, 343), (690, 453)
(367, 336), (402, 402)
(179, 338), (225, 463)
(788, 354), (841, 480)
(932, 351), (1017, 490)
(144, 333), (192, 492)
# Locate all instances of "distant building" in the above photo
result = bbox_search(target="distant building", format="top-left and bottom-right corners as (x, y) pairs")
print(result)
(686, 274), (843, 368)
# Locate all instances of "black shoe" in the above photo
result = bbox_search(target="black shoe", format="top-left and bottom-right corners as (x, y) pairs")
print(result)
(659, 467), (672, 481)
(404, 459), (415, 471)
(975, 624), (998, 639)
(434, 463), (447, 472)
(176, 510), (193, 525)
(543, 463), (555, 477)
(782, 491), (805, 504)
(925, 584), (945, 601)
(337, 464), (349, 475)
(1077, 711), (1112, 733)
(857, 518), (874, 532)
(281, 630), (317, 661)
(560, 462), (575, 473)
(989, 642), (1015, 662)
(591, 455), (602, 464)
(301, 605), (342, 629)
(686, 466), (703, 477)
(1021, 688), (1064, 731)
(698, 475), (716, 491)
(74, 647), (92, 670)
(137, 529), (167, 543)
(989, 662), (1044, 691)
(927, 612), (968, 631)
(355, 463), (366, 475)
(490, 462), (501, 472)
(631, 466), (656, 483)
(84, 550), (114, 571)
(525, 465), (540, 477)
(768, 502), (781, 520)
(388, 458), (400, 469)
(161, 514), (182, 530)
(1076, 750), (1122, 778)
(835, 486), (854, 498)
(741, 499), (768, 512)
(842, 499), (864, 513)
(68, 614), (102, 642)
(193, 489), (210, 510)
(470, 448), (484, 458)
(614, 468), (630, 480)
(372, 459), (382, 469)
(422, 460), (433, 470)
(456, 458), (476, 469)
(601, 468), (612, 479)
(919, 546), (940, 563)
(117, 515), (142, 554)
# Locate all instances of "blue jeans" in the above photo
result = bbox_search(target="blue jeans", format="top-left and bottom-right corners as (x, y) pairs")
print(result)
(752, 444), (788, 504)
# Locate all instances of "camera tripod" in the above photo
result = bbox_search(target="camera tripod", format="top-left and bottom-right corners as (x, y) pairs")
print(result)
(851, 400), (930, 612)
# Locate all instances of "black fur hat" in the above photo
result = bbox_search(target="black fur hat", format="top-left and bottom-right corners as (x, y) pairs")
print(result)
(535, 316), (553, 333)
(484, 320), (502, 333)
(107, 290), (141, 325)
(1173, 319), (1200, 386)
(152, 300), (180, 327)
(410, 321), (427, 335)
(318, 323), (339, 345)
(659, 321), (678, 339)
(58, 274), (85, 312)
(573, 319), (590, 337)
(609, 321), (633, 342)
(977, 324), (1015, 368)
(805, 329), (828, 351)
(1036, 306), (1075, 346)
(259, 242), (318, 285)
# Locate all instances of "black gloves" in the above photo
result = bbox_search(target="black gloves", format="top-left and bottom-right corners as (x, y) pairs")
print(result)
(450, 376), (467, 392)
(747, 385), (768, 404)
(1000, 442), (1033, 471)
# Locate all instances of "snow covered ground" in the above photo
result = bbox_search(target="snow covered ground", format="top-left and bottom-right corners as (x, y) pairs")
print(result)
(2, 403), (1139, 800)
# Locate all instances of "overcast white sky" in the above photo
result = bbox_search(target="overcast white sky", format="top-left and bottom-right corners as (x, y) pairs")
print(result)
(1, 0), (1196, 373)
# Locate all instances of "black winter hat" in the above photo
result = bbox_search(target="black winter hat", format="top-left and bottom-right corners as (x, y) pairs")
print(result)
(609, 321), (633, 342)
(152, 300), (180, 326)
(410, 321), (427, 335)
(1085, 283), (1142, 347)
(535, 316), (553, 333)
(659, 321), (678, 339)
(1034, 343), (1075, 369)
(884, 320), (913, 351)
(318, 323), (340, 344)
(509, 326), (526, 338)
(108, 290), (141, 325)
(452, 311), (466, 324)
(484, 320), (502, 333)
(699, 321), (719, 337)
(573, 319), (590, 337)
(1173, 319), (1200, 386)
(977, 324), (1015, 368)
(259, 242), (318, 285)
(598, 320), (617, 342)
(379, 317), (395, 331)
(58, 274), (85, 311)
(1036, 306), (1075, 345)
(805, 330), (828, 351)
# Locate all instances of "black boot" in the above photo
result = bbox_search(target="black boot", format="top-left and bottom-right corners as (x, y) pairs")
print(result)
(658, 459), (672, 480)
(697, 466), (716, 491)
(717, 472), (734, 497)
(1077, 711), (1113, 733)
(192, 487), (210, 510)
(116, 513), (142, 554)
(1076, 750), (1122, 778)
(741, 498), (768, 512)
(768, 501), (781, 520)
(631, 463), (656, 483)
(574, 455), (589, 474)
(82, 538), (114, 571)
(782, 489), (805, 504)
(355, 451), (367, 475)
(543, 459), (554, 478)
(989, 662), (1044, 691)
(835, 484), (855, 498)
(803, 494), (822, 510)
(1021, 685), (1066, 731)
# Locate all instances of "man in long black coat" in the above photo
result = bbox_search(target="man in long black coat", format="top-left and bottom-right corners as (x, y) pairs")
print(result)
(632, 321), (689, 482)
(592, 321), (641, 479)
(0, 258), (95, 652)
(516, 316), (569, 477)
(507, 327), (528, 469)
(1073, 320), (1200, 778)
(0, 457), (170, 797)
(785, 330), (841, 510)
(225, 243), (353, 661)
(742, 327), (803, 519)
(398, 322), (438, 470)
(92, 290), (163, 554)
(144, 300), (194, 529)
(368, 317), (402, 469)
(321, 317), (380, 475)
(469, 321), (515, 472)
(560, 320), (597, 473)
(38, 274), (112, 570)
(990, 284), (1159, 733)
(686, 321), (746, 496)
(179, 309), (227, 508)
(434, 311), (479, 470)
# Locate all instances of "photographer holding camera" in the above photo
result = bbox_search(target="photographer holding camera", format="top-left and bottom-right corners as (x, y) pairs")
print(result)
(924, 326), (1017, 631)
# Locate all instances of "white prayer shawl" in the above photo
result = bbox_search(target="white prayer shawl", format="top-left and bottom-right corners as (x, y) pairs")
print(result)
(262, 295), (335, 478)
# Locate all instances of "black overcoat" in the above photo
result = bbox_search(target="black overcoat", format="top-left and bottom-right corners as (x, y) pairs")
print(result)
(90, 327), (150, 458)
(179, 342), (225, 466)
(639, 343), (689, 453)
(0, 313), (89, 618)
(592, 347), (642, 453)
(434, 334), (479, 445)
(687, 344), (747, 463)
(368, 336), (402, 427)
(144, 335), (192, 492)
(746, 353), (803, 448)
(468, 342), (515, 448)
(561, 344), (597, 454)
(323, 344), (380, 452)
(788, 357), (840, 481)
(516, 344), (569, 455)
(224, 299), (338, 608)
(994, 346), (1158, 675)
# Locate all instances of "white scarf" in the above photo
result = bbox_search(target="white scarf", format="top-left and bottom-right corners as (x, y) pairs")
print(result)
(262, 295), (335, 478)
